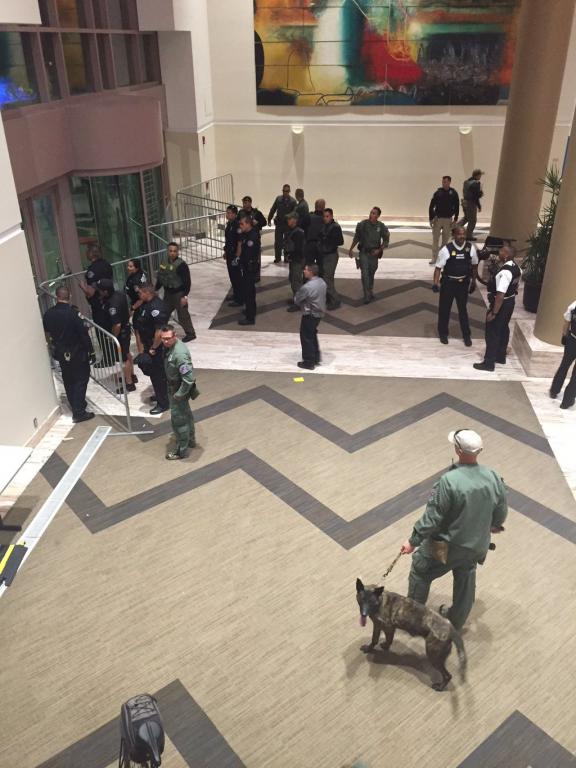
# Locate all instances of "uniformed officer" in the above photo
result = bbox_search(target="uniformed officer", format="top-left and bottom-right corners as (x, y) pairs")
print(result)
(224, 205), (243, 307)
(97, 279), (136, 394)
(284, 212), (306, 312)
(161, 325), (197, 460)
(305, 198), (325, 265)
(433, 225), (478, 346)
(318, 208), (344, 310)
(474, 244), (521, 371)
(79, 244), (113, 366)
(429, 175), (460, 265)
(400, 429), (507, 630)
(294, 188), (310, 232)
(237, 212), (261, 325)
(549, 298), (576, 409)
(155, 242), (196, 342)
(241, 196), (267, 231)
(458, 169), (484, 240)
(134, 283), (170, 414)
(349, 206), (390, 304)
(124, 259), (147, 354)
(267, 183), (296, 263)
(43, 286), (94, 423)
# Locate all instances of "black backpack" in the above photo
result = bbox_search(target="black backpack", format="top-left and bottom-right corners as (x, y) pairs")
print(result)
(119, 694), (164, 767)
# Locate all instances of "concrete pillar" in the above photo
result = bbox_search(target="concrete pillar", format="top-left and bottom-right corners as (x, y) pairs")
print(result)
(534, 106), (576, 344)
(490, 0), (575, 244)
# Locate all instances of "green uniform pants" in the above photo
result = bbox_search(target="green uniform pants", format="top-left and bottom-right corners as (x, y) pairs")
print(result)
(407, 544), (478, 630)
(289, 260), (304, 295)
(359, 252), (380, 299)
(321, 251), (340, 308)
(164, 290), (196, 337)
(169, 392), (195, 452)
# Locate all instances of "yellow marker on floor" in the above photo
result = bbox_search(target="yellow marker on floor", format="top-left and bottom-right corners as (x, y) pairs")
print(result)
(0, 545), (15, 575)
(293, 377), (305, 383)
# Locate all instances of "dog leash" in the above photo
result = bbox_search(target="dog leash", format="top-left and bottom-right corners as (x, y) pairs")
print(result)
(382, 551), (403, 580)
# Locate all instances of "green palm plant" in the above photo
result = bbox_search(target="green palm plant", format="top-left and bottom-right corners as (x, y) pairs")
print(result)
(521, 165), (561, 286)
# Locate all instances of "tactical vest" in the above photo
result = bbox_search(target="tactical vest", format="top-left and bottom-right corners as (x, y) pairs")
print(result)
(442, 243), (473, 280)
(157, 257), (184, 290)
(488, 263), (521, 299)
(570, 308), (576, 338)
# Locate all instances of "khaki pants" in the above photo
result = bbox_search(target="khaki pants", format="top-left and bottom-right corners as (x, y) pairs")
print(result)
(431, 217), (453, 260)
(458, 201), (478, 240)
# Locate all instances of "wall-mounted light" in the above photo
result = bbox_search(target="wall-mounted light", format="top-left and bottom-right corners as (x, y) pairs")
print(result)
(291, 125), (304, 135)
(458, 125), (472, 135)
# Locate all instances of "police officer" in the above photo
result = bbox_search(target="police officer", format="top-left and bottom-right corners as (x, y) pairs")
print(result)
(305, 198), (325, 265)
(134, 283), (170, 414)
(79, 244), (113, 366)
(349, 206), (390, 304)
(294, 188), (310, 231)
(43, 286), (94, 423)
(224, 204), (243, 307)
(161, 324), (197, 460)
(429, 175), (460, 265)
(155, 242), (196, 342)
(318, 207), (344, 310)
(237, 212), (261, 326)
(97, 278), (136, 394)
(473, 244), (521, 372)
(458, 169), (484, 240)
(433, 225), (478, 346)
(267, 183), (296, 263)
(284, 212), (306, 312)
(400, 429), (507, 630)
(241, 195), (267, 231)
(549, 298), (576, 409)
(124, 259), (147, 354)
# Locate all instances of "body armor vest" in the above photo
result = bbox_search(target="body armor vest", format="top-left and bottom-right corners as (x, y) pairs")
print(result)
(442, 243), (473, 280)
(570, 308), (576, 337)
(157, 257), (184, 290)
(488, 262), (521, 299)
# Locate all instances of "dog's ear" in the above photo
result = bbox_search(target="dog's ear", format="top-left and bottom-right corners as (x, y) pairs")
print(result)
(356, 578), (364, 593)
(374, 586), (384, 597)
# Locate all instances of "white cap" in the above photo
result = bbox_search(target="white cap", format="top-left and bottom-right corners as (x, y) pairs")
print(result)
(448, 429), (483, 454)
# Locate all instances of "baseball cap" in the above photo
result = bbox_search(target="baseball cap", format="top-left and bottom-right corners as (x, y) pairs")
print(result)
(97, 278), (114, 292)
(448, 429), (483, 454)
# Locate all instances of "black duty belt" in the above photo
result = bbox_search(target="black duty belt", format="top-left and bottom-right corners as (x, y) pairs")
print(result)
(445, 276), (470, 283)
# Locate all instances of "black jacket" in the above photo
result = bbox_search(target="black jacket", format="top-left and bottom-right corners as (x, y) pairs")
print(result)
(319, 221), (344, 254)
(43, 303), (91, 363)
(429, 187), (459, 220)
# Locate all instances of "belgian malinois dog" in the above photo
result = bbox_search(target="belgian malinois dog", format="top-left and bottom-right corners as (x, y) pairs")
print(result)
(356, 578), (466, 691)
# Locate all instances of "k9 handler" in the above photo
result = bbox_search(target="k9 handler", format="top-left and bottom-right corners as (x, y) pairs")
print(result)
(161, 325), (197, 460)
(400, 429), (507, 630)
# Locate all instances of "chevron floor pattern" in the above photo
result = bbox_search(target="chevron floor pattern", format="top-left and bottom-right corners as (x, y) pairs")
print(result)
(1, 371), (575, 768)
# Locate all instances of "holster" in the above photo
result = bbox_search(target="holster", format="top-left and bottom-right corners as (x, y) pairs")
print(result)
(430, 538), (449, 564)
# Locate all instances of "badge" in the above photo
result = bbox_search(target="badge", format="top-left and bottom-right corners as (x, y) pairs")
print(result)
(247, 240), (254, 246)
(87, 271), (94, 279)
(140, 274), (146, 283)
(151, 309), (160, 317)
(179, 363), (191, 374)
(109, 307), (117, 316)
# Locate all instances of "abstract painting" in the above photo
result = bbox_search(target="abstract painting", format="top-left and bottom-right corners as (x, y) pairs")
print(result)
(254, 1), (520, 106)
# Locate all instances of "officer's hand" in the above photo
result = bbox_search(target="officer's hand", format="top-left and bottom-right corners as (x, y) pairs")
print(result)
(486, 310), (496, 323)
(149, 347), (157, 356)
(89, 352), (97, 366)
(429, 220), (434, 228)
(180, 296), (188, 307)
(468, 280), (476, 295)
(432, 284), (439, 293)
(400, 541), (415, 555)
(562, 334), (567, 346)
(348, 249), (354, 258)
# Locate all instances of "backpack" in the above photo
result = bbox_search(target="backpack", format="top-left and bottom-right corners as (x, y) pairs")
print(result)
(119, 694), (164, 767)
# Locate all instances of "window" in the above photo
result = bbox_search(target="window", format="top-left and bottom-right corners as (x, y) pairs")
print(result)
(62, 33), (93, 94)
(95, 0), (131, 30)
(56, 0), (87, 27)
(0, 32), (39, 108)
(38, 0), (54, 26)
(97, 35), (113, 89)
(111, 35), (132, 86)
(41, 34), (61, 99)
(142, 34), (159, 82)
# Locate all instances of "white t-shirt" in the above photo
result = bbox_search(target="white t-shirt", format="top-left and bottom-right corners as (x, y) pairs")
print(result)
(494, 260), (516, 295)
(435, 242), (479, 269)
(563, 300), (576, 322)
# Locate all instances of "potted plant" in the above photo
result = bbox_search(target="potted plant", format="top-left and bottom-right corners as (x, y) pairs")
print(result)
(521, 165), (561, 312)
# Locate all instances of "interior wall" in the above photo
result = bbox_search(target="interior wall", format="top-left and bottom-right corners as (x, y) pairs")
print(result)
(202, 0), (576, 218)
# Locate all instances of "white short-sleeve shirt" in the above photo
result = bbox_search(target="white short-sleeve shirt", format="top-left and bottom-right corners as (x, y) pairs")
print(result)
(435, 242), (479, 269)
(563, 300), (576, 322)
(494, 260), (516, 294)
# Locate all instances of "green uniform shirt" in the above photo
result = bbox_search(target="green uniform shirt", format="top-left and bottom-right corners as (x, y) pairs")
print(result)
(355, 219), (390, 254)
(295, 198), (309, 221)
(164, 339), (195, 399)
(409, 463), (508, 556)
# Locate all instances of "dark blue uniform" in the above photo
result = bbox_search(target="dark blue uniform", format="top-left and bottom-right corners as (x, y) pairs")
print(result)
(43, 302), (93, 421)
(239, 227), (261, 323)
(224, 217), (243, 305)
(135, 296), (170, 409)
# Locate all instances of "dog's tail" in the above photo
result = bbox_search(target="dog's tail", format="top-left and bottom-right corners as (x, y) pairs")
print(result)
(450, 627), (467, 683)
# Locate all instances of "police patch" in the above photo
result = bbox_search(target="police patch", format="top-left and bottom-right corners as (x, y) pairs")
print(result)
(151, 309), (160, 317)
(87, 271), (94, 279)
(109, 307), (117, 316)
(179, 363), (191, 374)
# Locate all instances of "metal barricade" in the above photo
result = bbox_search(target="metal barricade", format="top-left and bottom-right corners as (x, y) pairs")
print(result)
(148, 212), (227, 264)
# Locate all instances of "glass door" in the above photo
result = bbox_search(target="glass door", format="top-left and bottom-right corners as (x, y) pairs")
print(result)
(22, 188), (65, 284)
